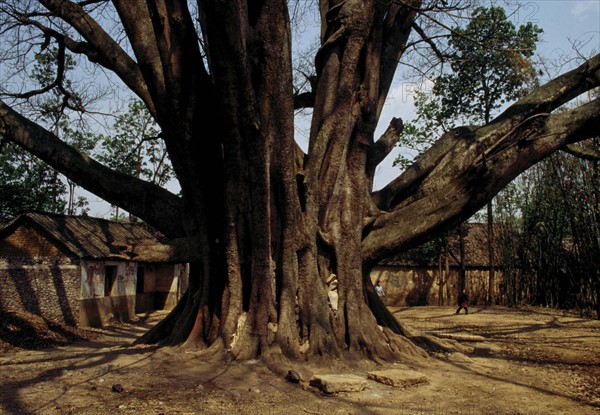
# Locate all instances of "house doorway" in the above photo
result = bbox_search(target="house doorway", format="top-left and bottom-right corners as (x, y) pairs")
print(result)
(104, 265), (117, 296)
(136, 266), (145, 294)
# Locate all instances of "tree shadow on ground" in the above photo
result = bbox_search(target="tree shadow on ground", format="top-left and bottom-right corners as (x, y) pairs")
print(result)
(0, 334), (160, 415)
(405, 270), (436, 306)
(0, 310), (85, 351)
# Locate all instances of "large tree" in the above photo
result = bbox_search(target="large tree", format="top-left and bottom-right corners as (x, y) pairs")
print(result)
(0, 1), (599, 362)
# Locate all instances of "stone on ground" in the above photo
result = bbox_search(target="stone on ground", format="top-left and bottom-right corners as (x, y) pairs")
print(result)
(473, 343), (493, 355)
(309, 374), (368, 394)
(446, 352), (473, 363)
(427, 332), (486, 342)
(367, 369), (428, 389)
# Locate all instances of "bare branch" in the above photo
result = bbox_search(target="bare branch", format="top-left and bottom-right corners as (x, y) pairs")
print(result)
(365, 55), (600, 262)
(293, 71), (316, 109)
(38, 0), (156, 115)
(411, 22), (445, 62)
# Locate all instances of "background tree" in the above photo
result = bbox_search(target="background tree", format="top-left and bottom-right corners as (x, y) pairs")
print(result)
(0, 46), (98, 218)
(492, 179), (525, 306)
(398, 6), (542, 303)
(0, 142), (66, 220)
(97, 99), (173, 187)
(0, 46), (84, 220)
(32, 47), (100, 215)
(435, 6), (541, 123)
(490, 116), (600, 319)
(0, 1), (599, 362)
(518, 137), (600, 318)
(62, 125), (97, 215)
(97, 99), (174, 219)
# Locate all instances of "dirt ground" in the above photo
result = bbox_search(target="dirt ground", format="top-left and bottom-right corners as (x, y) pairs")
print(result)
(1, 306), (599, 415)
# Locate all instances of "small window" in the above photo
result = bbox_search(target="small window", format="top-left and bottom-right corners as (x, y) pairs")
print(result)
(104, 265), (117, 296)
(136, 266), (145, 294)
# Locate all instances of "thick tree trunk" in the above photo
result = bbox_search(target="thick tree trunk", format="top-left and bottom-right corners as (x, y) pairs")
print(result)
(143, 0), (409, 363)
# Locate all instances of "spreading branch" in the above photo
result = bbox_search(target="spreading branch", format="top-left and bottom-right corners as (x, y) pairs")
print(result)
(0, 99), (185, 237)
(365, 50), (600, 264)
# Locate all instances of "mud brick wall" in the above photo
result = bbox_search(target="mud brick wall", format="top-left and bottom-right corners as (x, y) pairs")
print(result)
(370, 266), (502, 307)
(0, 258), (81, 325)
(0, 223), (82, 325)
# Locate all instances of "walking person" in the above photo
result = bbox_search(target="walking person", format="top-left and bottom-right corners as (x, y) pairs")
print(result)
(456, 289), (469, 315)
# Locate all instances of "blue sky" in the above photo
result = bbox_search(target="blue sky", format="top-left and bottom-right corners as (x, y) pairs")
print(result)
(533, 0), (599, 68)
(372, 0), (600, 190)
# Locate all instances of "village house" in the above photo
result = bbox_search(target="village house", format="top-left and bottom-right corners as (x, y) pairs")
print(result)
(371, 223), (507, 307)
(1, 211), (509, 327)
(0, 212), (189, 327)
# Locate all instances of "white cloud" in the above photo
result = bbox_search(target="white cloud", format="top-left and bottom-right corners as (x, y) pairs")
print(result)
(571, 1), (600, 17)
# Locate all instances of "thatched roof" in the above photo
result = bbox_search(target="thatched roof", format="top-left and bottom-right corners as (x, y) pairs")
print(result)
(379, 223), (507, 268)
(0, 212), (193, 263)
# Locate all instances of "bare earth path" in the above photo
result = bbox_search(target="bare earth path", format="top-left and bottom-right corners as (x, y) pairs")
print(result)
(1, 306), (599, 415)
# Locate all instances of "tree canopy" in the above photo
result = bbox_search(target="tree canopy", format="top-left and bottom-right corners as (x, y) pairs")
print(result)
(437, 6), (542, 123)
(0, 142), (66, 219)
(0, 0), (599, 361)
(97, 99), (173, 187)
(396, 5), (542, 169)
